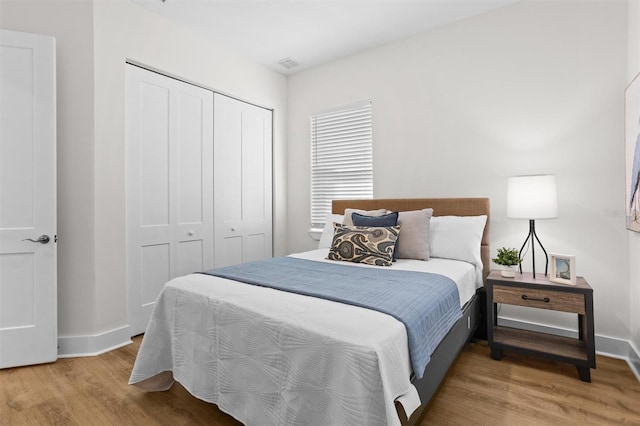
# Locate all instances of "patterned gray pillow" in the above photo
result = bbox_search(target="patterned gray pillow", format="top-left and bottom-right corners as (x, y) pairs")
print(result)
(327, 223), (400, 267)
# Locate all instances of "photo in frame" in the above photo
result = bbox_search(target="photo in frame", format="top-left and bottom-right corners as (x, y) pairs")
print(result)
(625, 72), (640, 232)
(550, 253), (576, 285)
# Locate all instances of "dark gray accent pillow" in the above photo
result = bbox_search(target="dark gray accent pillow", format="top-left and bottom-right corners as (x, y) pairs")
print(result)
(351, 211), (399, 227)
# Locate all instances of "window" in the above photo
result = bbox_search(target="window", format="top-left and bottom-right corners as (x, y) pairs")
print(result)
(310, 100), (373, 229)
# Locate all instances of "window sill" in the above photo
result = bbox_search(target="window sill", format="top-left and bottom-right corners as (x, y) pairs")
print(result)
(308, 228), (322, 241)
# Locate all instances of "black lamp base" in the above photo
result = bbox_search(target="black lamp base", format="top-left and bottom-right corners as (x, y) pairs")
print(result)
(518, 219), (549, 279)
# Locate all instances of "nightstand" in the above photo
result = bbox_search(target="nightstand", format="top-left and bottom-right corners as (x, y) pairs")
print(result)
(486, 270), (596, 382)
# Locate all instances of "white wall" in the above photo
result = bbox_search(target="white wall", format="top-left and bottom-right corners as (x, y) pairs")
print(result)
(627, 0), (640, 376)
(1, 0), (287, 348)
(288, 1), (629, 341)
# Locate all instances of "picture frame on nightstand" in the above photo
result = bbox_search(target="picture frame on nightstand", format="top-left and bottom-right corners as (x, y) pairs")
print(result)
(550, 253), (576, 285)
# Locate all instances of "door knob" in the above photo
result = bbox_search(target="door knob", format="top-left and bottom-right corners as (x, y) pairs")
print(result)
(22, 235), (50, 244)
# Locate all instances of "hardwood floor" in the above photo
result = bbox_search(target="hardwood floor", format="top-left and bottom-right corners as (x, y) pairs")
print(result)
(1, 337), (639, 425)
(422, 341), (640, 425)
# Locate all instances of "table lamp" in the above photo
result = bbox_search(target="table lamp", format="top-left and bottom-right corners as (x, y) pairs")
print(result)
(507, 175), (558, 278)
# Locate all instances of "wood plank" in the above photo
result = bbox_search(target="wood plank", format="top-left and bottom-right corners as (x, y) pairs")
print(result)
(1, 337), (638, 425)
(492, 326), (590, 363)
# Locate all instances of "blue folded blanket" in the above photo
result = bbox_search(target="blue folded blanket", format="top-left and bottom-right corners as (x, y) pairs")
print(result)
(203, 257), (462, 379)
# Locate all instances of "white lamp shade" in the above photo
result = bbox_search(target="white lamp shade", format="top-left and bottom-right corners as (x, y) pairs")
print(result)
(507, 175), (558, 219)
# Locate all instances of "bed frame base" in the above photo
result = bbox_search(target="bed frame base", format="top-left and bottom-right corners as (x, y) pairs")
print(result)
(400, 290), (481, 425)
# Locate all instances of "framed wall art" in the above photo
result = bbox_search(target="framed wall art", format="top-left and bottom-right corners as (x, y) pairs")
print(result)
(625, 72), (640, 232)
(550, 253), (576, 285)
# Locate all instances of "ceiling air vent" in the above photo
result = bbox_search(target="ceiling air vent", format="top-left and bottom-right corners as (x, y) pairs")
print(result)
(276, 57), (300, 70)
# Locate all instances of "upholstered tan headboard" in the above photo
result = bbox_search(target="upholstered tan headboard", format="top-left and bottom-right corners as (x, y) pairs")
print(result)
(332, 198), (491, 283)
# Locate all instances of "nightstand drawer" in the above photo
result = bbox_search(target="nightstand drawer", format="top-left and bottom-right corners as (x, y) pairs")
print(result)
(493, 285), (585, 314)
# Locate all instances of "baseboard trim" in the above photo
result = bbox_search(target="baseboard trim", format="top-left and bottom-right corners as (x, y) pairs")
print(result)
(629, 341), (640, 381)
(499, 316), (640, 381)
(57, 325), (132, 358)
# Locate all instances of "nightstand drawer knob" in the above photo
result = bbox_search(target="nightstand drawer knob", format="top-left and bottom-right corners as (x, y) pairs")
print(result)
(522, 294), (550, 303)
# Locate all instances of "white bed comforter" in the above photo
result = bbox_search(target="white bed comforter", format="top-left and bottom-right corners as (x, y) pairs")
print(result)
(129, 249), (478, 426)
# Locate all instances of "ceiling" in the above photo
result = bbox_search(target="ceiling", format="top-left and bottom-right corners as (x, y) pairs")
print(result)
(131, 0), (519, 75)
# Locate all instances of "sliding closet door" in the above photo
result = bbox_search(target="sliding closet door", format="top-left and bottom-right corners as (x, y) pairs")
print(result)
(126, 65), (214, 335)
(214, 94), (273, 267)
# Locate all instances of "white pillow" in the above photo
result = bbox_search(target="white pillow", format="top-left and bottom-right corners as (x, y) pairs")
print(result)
(429, 215), (487, 284)
(342, 208), (388, 226)
(318, 214), (344, 249)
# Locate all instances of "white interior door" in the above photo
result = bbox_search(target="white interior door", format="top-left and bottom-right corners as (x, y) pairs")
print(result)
(214, 94), (273, 267)
(126, 65), (214, 336)
(0, 29), (57, 368)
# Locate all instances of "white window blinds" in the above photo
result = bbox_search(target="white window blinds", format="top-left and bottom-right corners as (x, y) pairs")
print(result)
(310, 100), (373, 229)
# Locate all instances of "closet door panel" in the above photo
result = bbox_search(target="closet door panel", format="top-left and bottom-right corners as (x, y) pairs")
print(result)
(127, 65), (213, 335)
(174, 85), (213, 277)
(242, 108), (266, 221)
(213, 94), (243, 267)
(137, 80), (174, 310)
(139, 83), (170, 227)
(177, 91), (206, 224)
(214, 94), (272, 268)
(245, 234), (266, 263)
(241, 104), (272, 263)
(141, 243), (170, 306)
(219, 236), (243, 267)
(214, 96), (242, 221)
(177, 239), (203, 277)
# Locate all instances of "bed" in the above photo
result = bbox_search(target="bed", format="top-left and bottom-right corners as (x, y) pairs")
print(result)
(129, 197), (490, 426)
